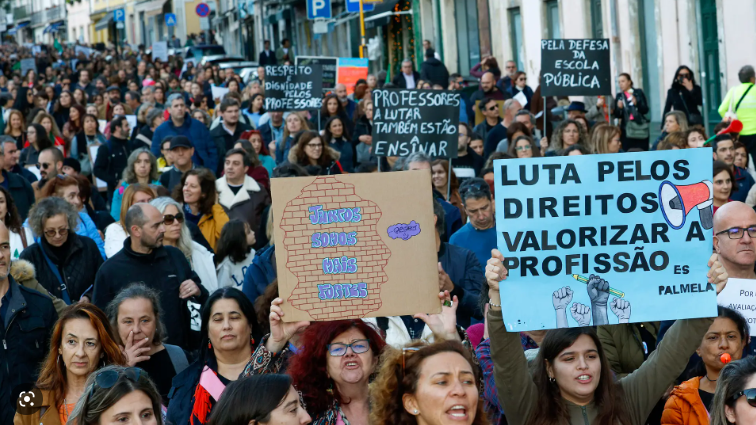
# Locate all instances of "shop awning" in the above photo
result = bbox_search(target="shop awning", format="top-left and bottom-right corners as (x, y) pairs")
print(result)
(364, 0), (402, 29)
(94, 14), (113, 31)
(7, 22), (29, 35)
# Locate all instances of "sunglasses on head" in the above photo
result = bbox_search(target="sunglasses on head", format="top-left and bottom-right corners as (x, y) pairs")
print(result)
(732, 388), (756, 407)
(89, 367), (142, 398)
(164, 212), (184, 225)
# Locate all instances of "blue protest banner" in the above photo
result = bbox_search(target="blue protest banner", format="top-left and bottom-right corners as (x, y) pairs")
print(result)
(307, 0), (332, 19)
(493, 149), (715, 331)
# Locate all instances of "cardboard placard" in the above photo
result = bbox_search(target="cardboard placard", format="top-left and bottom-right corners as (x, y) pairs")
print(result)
(540, 39), (611, 96)
(372, 89), (460, 158)
(272, 171), (441, 321)
(152, 41), (168, 62)
(296, 56), (337, 91)
(125, 115), (137, 130)
(493, 149), (715, 331)
(717, 278), (756, 335)
(88, 144), (108, 191)
(337, 58), (369, 95)
(211, 85), (230, 102)
(264, 65), (323, 112)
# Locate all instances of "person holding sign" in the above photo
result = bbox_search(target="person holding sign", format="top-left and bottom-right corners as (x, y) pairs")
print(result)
(613, 73), (650, 151)
(484, 249), (729, 425)
(662, 306), (748, 425)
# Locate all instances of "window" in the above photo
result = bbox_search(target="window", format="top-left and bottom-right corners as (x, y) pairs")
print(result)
(545, 0), (560, 39)
(455, 0), (482, 74)
(509, 8), (524, 71)
(590, 0), (603, 38)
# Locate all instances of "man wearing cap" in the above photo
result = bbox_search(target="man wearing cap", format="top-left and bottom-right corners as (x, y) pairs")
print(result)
(98, 85), (134, 121)
(160, 135), (198, 193)
(151, 93), (217, 171)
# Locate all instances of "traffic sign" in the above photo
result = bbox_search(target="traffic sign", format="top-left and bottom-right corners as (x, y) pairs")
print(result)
(165, 13), (176, 26)
(113, 8), (125, 22)
(196, 3), (210, 17)
(345, 0), (373, 13)
(307, 0), (332, 19)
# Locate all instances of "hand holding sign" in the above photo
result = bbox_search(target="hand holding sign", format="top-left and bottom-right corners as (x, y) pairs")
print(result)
(485, 249), (507, 296)
(266, 298), (310, 353)
(414, 291), (460, 342)
(707, 253), (729, 293)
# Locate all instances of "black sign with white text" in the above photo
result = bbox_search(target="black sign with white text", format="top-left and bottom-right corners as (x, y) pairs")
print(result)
(540, 39), (611, 96)
(264, 65), (323, 111)
(371, 89), (460, 158)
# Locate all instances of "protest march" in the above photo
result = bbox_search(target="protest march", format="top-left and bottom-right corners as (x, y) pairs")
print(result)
(1, 13), (756, 425)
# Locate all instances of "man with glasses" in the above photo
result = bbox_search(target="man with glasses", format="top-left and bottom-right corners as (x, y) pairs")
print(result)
(0, 139), (34, 219)
(713, 201), (756, 280)
(712, 134), (754, 202)
(473, 98), (502, 143)
(453, 123), (484, 181)
(93, 203), (208, 350)
(450, 178), (497, 269)
(31, 147), (64, 200)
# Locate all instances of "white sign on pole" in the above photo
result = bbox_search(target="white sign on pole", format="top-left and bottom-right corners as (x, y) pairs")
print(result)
(152, 41), (168, 62)
(200, 17), (210, 31)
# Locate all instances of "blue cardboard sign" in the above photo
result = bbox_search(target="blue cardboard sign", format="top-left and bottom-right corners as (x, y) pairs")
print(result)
(493, 149), (716, 331)
(307, 0), (332, 19)
(165, 13), (176, 27)
(113, 8), (125, 22)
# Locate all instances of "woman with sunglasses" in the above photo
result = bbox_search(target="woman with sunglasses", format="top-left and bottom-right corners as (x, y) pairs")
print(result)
(371, 340), (486, 425)
(104, 184), (156, 258)
(662, 306), (749, 425)
(662, 66), (703, 126)
(13, 303), (127, 425)
(207, 375), (311, 425)
(150, 197), (219, 293)
(110, 149), (161, 222)
(483, 249), (729, 425)
(66, 365), (163, 425)
(167, 287), (261, 425)
(506, 71), (533, 106)
(106, 283), (190, 405)
(710, 357), (756, 425)
(242, 292), (460, 425)
(20, 197), (104, 304)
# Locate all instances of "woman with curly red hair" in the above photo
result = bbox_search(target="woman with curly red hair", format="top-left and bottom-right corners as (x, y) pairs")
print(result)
(13, 303), (127, 425)
(243, 292), (464, 425)
(370, 340), (487, 425)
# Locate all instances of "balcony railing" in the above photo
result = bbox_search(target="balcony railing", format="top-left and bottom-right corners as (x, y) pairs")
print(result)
(31, 5), (64, 26)
(13, 5), (31, 21)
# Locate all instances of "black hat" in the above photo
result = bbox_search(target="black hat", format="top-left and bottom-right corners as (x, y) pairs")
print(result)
(106, 85), (120, 93)
(170, 136), (193, 150)
(63, 158), (81, 174)
(566, 101), (587, 113)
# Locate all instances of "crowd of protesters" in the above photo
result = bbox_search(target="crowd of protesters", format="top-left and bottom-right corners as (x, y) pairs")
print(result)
(0, 38), (754, 425)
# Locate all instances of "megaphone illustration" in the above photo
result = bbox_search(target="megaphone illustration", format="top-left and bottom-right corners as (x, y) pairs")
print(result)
(659, 180), (714, 230)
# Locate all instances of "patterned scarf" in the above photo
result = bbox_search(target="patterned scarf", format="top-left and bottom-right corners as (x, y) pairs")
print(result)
(190, 365), (226, 425)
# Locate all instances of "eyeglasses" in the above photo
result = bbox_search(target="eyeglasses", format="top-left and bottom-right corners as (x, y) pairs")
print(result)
(43, 228), (68, 238)
(90, 367), (142, 398)
(716, 226), (756, 239)
(327, 339), (370, 356)
(732, 388), (756, 407)
(487, 105), (499, 111)
(515, 145), (532, 151)
(163, 213), (184, 225)
(401, 347), (421, 377)
(36, 162), (51, 170)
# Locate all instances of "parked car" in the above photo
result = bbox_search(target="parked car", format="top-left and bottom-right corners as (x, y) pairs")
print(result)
(185, 45), (227, 61)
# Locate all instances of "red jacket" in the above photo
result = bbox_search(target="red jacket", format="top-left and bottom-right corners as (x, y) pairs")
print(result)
(661, 376), (710, 425)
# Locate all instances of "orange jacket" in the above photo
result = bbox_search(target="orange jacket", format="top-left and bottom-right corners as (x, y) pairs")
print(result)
(661, 376), (710, 425)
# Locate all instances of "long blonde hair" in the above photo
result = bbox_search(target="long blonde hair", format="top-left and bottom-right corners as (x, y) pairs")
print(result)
(282, 112), (310, 142)
(591, 123), (622, 154)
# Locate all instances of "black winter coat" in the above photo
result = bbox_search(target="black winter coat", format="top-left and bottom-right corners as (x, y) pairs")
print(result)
(20, 233), (104, 302)
(4, 170), (35, 220)
(166, 359), (203, 425)
(93, 136), (132, 196)
(662, 83), (703, 126)
(93, 238), (208, 349)
(209, 121), (252, 174)
(420, 57), (450, 88)
(0, 278), (57, 424)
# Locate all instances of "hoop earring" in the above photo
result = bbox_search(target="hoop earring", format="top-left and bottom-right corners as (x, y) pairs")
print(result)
(549, 377), (556, 383)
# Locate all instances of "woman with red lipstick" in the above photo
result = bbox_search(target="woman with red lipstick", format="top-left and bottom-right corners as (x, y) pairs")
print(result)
(13, 303), (126, 425)
(483, 249), (730, 425)
(662, 306), (748, 425)
(370, 340), (487, 425)
(244, 292), (463, 425)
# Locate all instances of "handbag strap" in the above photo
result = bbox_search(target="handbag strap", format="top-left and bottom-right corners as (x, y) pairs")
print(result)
(736, 84), (754, 112)
(19, 228), (27, 249)
(40, 244), (72, 305)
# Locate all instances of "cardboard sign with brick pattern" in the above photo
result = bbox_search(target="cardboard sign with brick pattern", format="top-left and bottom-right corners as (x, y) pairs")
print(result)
(272, 171), (441, 321)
